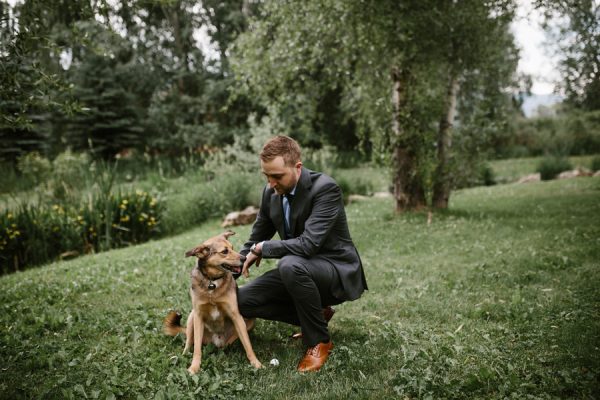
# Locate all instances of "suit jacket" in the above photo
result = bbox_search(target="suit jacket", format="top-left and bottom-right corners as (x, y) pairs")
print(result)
(242, 167), (367, 301)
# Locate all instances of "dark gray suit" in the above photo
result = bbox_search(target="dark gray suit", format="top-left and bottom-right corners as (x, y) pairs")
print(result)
(238, 167), (367, 346)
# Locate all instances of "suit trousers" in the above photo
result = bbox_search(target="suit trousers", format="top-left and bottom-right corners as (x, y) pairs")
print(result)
(238, 255), (343, 347)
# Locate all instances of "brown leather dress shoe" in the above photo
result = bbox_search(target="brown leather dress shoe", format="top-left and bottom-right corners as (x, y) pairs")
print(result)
(291, 306), (335, 339)
(297, 341), (334, 372)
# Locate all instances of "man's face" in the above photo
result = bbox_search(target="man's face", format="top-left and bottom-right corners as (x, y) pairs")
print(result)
(261, 156), (302, 195)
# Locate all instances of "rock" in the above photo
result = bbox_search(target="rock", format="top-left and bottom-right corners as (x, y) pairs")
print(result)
(517, 173), (541, 183)
(347, 194), (370, 204)
(373, 191), (393, 198)
(557, 168), (593, 179)
(221, 206), (259, 228)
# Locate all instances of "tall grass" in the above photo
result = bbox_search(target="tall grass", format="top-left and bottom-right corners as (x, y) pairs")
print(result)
(0, 190), (163, 273)
(0, 176), (598, 399)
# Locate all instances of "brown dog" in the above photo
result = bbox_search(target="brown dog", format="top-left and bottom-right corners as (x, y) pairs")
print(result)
(164, 231), (262, 374)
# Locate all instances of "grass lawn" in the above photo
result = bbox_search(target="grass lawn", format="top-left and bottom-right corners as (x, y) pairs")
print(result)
(1, 177), (599, 399)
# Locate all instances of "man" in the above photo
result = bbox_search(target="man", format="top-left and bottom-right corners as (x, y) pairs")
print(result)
(238, 135), (368, 372)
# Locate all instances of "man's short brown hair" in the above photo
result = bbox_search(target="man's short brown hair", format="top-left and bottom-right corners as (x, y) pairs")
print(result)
(260, 135), (301, 166)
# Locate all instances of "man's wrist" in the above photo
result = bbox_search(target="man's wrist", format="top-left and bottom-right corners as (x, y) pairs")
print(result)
(250, 242), (263, 256)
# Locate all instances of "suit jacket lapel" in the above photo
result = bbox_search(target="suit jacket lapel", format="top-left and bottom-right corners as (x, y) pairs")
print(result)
(270, 192), (285, 238)
(289, 168), (312, 235)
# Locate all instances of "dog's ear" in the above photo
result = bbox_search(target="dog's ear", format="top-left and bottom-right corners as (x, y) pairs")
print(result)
(221, 230), (235, 240)
(185, 245), (210, 258)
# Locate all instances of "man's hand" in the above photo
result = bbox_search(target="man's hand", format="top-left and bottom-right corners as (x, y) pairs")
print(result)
(242, 242), (263, 278)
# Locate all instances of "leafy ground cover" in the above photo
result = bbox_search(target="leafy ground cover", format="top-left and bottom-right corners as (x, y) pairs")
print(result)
(0, 176), (599, 399)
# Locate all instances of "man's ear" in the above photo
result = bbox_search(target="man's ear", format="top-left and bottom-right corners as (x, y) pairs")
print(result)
(185, 244), (209, 258)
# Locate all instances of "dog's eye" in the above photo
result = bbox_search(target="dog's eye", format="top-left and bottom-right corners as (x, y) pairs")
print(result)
(221, 249), (229, 255)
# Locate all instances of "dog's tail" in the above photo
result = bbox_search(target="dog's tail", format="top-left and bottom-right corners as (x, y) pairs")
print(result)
(163, 311), (186, 336)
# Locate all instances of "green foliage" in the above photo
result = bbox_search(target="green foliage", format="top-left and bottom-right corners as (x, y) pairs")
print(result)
(591, 156), (600, 171)
(536, 156), (573, 180)
(17, 152), (52, 186)
(0, 189), (163, 273)
(499, 110), (600, 158)
(536, 1), (600, 110)
(160, 170), (262, 237)
(1, 177), (599, 398)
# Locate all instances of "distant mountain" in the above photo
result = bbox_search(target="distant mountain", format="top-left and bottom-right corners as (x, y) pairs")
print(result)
(521, 94), (564, 118)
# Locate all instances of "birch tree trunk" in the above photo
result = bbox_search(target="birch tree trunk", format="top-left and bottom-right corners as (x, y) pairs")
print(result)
(432, 72), (460, 209)
(391, 67), (426, 213)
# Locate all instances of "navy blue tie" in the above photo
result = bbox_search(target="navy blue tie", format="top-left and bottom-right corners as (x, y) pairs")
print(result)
(283, 194), (294, 238)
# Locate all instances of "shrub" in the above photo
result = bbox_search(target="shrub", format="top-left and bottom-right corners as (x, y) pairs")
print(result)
(479, 163), (496, 186)
(591, 156), (600, 172)
(16, 152), (51, 187)
(536, 156), (573, 180)
(50, 150), (92, 201)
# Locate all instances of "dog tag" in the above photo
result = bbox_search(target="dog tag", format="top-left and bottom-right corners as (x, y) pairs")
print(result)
(208, 282), (216, 290)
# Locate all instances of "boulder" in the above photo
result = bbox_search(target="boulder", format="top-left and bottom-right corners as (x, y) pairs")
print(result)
(221, 205), (259, 228)
(557, 168), (593, 179)
(517, 173), (541, 183)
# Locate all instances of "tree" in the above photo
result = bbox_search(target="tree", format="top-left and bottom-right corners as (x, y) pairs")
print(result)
(431, 0), (518, 208)
(232, 0), (518, 212)
(1, 0), (259, 161)
(535, 0), (600, 110)
(0, 0), (87, 160)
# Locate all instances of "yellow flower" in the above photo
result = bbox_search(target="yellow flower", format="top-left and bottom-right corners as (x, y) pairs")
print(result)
(7, 213), (13, 219)
(120, 215), (130, 222)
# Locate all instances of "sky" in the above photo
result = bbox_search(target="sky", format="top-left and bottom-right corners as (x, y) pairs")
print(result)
(511, 0), (559, 95)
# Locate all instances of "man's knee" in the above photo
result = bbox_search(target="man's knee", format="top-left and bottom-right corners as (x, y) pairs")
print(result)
(277, 256), (308, 285)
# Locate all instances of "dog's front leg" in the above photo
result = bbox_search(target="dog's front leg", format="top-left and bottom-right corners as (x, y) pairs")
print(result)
(188, 309), (204, 374)
(182, 311), (194, 355)
(224, 303), (263, 369)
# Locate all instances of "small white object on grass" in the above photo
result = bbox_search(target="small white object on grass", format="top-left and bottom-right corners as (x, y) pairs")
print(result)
(269, 358), (279, 367)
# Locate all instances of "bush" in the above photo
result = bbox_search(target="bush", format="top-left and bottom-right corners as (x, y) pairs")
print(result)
(497, 110), (600, 159)
(536, 156), (573, 181)
(16, 152), (51, 187)
(591, 156), (600, 172)
(160, 170), (262, 236)
(479, 163), (496, 186)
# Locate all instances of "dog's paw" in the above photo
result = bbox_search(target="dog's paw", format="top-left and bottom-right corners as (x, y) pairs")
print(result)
(187, 365), (200, 375)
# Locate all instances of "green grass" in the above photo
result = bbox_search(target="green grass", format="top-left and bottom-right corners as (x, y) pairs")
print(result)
(1, 177), (599, 399)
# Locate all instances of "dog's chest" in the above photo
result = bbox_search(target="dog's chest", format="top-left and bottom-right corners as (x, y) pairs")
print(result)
(200, 303), (230, 333)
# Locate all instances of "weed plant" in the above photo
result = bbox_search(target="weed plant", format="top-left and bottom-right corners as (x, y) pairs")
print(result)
(0, 177), (598, 398)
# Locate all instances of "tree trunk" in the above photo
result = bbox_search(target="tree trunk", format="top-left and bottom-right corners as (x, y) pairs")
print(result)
(432, 71), (460, 209)
(164, 2), (187, 94)
(391, 67), (426, 213)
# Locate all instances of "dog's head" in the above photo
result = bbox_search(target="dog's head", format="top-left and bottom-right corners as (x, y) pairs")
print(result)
(185, 231), (245, 275)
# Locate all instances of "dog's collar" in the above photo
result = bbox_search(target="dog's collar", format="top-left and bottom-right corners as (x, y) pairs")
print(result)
(197, 260), (227, 291)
